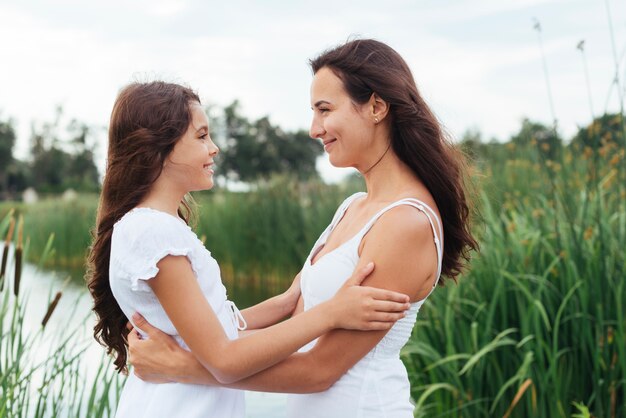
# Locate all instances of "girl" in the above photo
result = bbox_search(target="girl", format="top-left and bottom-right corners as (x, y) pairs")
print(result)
(86, 80), (412, 417)
(126, 39), (478, 417)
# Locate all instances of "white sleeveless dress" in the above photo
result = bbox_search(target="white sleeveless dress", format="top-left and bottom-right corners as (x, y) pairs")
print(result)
(286, 192), (443, 418)
(109, 208), (246, 418)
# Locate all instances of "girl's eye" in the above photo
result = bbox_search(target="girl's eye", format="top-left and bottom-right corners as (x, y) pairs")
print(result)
(200, 133), (208, 140)
(320, 108), (329, 114)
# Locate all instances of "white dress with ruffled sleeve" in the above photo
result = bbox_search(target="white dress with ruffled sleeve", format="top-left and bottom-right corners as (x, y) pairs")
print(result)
(109, 207), (246, 418)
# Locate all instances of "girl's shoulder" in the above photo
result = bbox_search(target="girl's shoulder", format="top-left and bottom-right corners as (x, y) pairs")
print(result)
(113, 207), (195, 244)
(116, 207), (190, 230)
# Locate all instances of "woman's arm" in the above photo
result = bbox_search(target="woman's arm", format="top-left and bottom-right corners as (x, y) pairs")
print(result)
(131, 207), (438, 391)
(145, 258), (409, 385)
(240, 273), (301, 330)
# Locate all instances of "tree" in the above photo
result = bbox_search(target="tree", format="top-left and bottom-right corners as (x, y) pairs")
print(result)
(216, 101), (323, 182)
(29, 109), (100, 193)
(0, 116), (18, 198)
(570, 113), (625, 151)
(511, 118), (562, 160)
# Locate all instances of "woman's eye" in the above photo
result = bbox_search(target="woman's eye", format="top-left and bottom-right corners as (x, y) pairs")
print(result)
(200, 133), (208, 140)
(320, 108), (329, 114)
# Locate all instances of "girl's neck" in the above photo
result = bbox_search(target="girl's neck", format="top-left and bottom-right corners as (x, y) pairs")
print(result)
(138, 178), (186, 217)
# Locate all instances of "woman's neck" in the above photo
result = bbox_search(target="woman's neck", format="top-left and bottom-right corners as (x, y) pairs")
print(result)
(361, 151), (420, 202)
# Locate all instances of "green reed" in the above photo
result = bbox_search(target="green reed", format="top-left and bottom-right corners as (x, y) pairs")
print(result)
(402, 141), (625, 417)
(0, 196), (99, 272)
(0, 211), (123, 417)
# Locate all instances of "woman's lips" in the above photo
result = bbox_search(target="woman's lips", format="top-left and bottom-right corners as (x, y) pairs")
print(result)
(323, 139), (337, 151)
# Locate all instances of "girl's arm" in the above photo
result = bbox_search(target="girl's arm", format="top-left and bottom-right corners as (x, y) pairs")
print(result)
(239, 273), (301, 330)
(131, 206), (439, 391)
(145, 258), (409, 385)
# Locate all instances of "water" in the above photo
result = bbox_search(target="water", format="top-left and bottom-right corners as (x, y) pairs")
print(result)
(18, 263), (288, 418)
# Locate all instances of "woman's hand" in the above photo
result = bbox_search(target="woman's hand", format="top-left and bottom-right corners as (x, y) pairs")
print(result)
(128, 313), (195, 383)
(325, 262), (410, 331)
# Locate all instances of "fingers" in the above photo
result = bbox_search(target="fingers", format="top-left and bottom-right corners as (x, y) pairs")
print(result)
(346, 262), (375, 286)
(132, 312), (158, 337)
(367, 287), (409, 303)
(367, 311), (406, 323)
(128, 328), (141, 344)
(371, 300), (411, 313)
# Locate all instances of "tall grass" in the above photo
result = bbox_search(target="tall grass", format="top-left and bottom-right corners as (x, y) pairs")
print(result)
(0, 196), (99, 272)
(0, 211), (123, 417)
(402, 140), (625, 417)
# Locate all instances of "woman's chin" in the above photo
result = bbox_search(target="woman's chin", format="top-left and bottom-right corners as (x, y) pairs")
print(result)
(327, 154), (349, 169)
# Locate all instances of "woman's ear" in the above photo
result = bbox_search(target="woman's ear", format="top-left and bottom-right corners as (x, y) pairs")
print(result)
(369, 93), (389, 124)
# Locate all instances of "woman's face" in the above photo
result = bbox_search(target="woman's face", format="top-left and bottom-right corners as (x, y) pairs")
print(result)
(309, 67), (375, 169)
(163, 102), (219, 192)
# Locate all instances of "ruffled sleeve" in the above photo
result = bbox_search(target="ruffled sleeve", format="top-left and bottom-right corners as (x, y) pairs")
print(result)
(113, 210), (196, 292)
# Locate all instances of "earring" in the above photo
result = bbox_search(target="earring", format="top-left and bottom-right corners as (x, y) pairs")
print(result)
(374, 117), (379, 124)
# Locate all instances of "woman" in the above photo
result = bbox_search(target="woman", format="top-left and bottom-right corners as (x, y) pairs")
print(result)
(127, 39), (478, 417)
(86, 80), (413, 418)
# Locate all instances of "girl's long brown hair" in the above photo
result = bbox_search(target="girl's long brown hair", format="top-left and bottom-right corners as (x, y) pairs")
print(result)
(310, 39), (478, 283)
(86, 81), (200, 372)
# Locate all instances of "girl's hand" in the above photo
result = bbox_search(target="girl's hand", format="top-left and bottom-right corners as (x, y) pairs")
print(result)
(128, 313), (191, 383)
(326, 262), (410, 331)
(282, 272), (302, 313)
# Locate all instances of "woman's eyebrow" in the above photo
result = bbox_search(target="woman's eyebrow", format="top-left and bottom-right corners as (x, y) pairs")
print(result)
(312, 100), (331, 109)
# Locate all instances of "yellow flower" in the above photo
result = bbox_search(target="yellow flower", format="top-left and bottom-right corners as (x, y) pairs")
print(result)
(532, 208), (544, 218)
(599, 146), (609, 158)
(583, 227), (593, 240)
(609, 154), (621, 166)
(541, 143), (550, 152)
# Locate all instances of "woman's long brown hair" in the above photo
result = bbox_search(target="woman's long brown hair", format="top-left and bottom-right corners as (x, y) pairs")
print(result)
(86, 81), (200, 373)
(310, 39), (479, 283)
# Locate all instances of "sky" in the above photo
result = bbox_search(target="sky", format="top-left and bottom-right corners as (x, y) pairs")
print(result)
(1, 0), (625, 182)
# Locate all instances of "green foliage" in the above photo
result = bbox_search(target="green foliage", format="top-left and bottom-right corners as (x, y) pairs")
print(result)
(403, 129), (625, 417)
(28, 110), (100, 194)
(0, 196), (99, 270)
(571, 113), (626, 150)
(0, 117), (20, 199)
(216, 101), (323, 182)
(0, 211), (123, 416)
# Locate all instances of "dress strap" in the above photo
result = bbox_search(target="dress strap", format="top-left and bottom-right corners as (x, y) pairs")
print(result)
(357, 199), (444, 283)
(226, 301), (248, 331)
(328, 192), (367, 231)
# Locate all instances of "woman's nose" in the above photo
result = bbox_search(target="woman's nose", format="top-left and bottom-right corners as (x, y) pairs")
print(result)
(309, 120), (325, 139)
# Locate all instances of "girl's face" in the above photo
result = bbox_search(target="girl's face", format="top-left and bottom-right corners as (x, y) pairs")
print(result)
(162, 102), (219, 192)
(309, 67), (375, 170)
